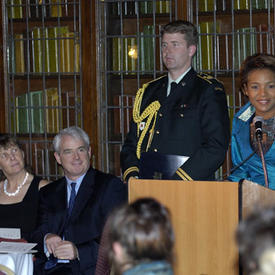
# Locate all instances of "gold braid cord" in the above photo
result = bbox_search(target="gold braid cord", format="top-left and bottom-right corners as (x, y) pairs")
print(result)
(133, 82), (161, 159)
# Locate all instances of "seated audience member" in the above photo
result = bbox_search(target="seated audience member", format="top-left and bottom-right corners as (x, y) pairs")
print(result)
(0, 134), (48, 241)
(236, 206), (275, 275)
(32, 126), (128, 275)
(228, 53), (275, 189)
(107, 197), (174, 275)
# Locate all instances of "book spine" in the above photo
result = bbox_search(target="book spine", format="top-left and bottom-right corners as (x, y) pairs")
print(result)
(16, 93), (29, 133)
(48, 27), (59, 72)
(30, 90), (44, 133)
(56, 26), (69, 73)
(32, 27), (42, 73)
(14, 34), (25, 73)
(199, 22), (214, 71)
(123, 38), (128, 73)
(50, 0), (62, 17)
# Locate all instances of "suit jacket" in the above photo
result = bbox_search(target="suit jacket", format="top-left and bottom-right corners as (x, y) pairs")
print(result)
(32, 167), (128, 275)
(228, 102), (275, 189)
(121, 68), (230, 182)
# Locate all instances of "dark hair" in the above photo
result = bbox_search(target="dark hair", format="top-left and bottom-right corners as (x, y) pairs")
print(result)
(0, 134), (24, 181)
(107, 198), (174, 271)
(161, 20), (198, 47)
(236, 206), (275, 274)
(240, 53), (275, 91)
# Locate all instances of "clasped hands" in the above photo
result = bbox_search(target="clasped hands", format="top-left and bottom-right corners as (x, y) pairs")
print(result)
(45, 233), (79, 260)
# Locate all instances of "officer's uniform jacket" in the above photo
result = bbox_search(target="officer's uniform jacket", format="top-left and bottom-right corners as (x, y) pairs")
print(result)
(120, 68), (230, 182)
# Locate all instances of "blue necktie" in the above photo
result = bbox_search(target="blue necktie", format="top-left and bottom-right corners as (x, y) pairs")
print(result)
(68, 182), (76, 217)
(44, 182), (77, 270)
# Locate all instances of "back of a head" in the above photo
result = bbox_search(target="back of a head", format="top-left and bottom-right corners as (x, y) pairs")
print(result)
(108, 198), (174, 271)
(237, 206), (275, 274)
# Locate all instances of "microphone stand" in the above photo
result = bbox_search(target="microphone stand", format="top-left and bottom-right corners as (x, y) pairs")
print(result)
(257, 138), (269, 188)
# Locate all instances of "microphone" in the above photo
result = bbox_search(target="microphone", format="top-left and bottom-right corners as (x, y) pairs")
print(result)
(253, 116), (264, 141)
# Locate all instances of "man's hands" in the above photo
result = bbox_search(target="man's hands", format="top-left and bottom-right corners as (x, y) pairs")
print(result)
(45, 234), (79, 260)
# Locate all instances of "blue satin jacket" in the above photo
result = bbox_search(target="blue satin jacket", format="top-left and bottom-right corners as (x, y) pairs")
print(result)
(228, 102), (275, 190)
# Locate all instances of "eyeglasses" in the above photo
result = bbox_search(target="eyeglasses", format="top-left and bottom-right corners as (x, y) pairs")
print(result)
(0, 147), (20, 160)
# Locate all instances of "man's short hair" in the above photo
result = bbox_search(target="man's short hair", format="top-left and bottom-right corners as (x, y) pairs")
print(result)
(107, 197), (174, 271)
(161, 20), (198, 47)
(53, 126), (90, 153)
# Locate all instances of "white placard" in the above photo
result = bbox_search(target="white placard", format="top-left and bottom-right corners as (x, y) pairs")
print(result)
(0, 228), (21, 239)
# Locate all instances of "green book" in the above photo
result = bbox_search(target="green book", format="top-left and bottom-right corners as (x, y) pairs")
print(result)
(139, 1), (146, 14)
(7, 0), (23, 19)
(47, 27), (59, 72)
(50, 0), (63, 17)
(139, 32), (145, 72)
(55, 26), (69, 72)
(45, 88), (61, 133)
(123, 38), (128, 73)
(15, 93), (29, 133)
(112, 37), (121, 73)
(234, 0), (249, 9)
(14, 33), (25, 73)
(30, 90), (44, 133)
(143, 25), (154, 72)
(234, 27), (257, 70)
(32, 27), (42, 73)
(164, 1), (170, 13)
(198, 0), (214, 12)
(199, 22), (214, 71)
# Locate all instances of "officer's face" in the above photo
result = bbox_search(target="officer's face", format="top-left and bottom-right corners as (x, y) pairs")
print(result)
(161, 32), (196, 78)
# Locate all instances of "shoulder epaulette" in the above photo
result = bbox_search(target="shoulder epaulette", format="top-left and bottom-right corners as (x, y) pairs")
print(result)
(197, 73), (224, 85)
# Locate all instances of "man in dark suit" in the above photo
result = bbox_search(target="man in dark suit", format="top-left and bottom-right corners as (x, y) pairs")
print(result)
(33, 126), (127, 275)
(121, 20), (230, 182)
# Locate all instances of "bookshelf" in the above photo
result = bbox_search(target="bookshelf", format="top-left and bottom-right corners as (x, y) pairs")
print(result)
(1, 0), (84, 179)
(97, 0), (274, 179)
(97, 0), (177, 175)
(1, 1), (273, 180)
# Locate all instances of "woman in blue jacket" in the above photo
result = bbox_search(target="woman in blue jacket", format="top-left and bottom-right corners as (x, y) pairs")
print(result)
(228, 53), (275, 189)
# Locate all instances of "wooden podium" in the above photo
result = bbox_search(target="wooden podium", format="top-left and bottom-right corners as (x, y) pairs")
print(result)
(128, 179), (275, 275)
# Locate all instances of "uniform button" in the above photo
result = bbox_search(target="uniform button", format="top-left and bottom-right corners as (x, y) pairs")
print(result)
(180, 113), (184, 117)
(154, 148), (158, 152)
(159, 113), (163, 117)
(156, 130), (160, 134)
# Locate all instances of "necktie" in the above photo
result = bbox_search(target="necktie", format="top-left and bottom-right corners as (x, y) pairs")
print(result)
(68, 182), (76, 217)
(168, 82), (177, 96)
(44, 182), (77, 271)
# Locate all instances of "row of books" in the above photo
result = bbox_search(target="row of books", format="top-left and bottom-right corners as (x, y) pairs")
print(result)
(195, 21), (260, 71)
(110, 1), (170, 16)
(112, 25), (155, 73)
(235, 0), (273, 9)
(10, 26), (80, 74)
(7, 0), (74, 19)
(12, 88), (80, 134)
(198, 0), (273, 12)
